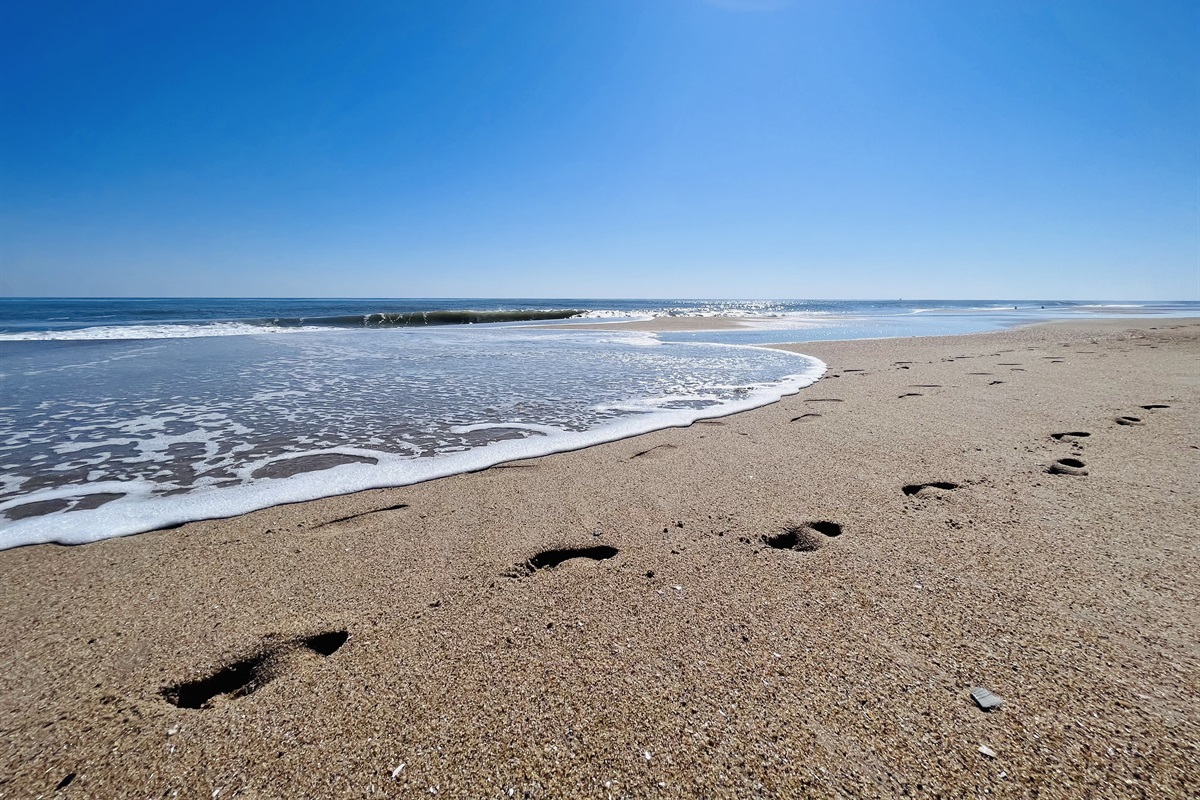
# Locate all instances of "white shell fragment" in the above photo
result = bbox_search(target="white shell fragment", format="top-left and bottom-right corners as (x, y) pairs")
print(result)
(970, 686), (1004, 711)
(979, 744), (998, 758)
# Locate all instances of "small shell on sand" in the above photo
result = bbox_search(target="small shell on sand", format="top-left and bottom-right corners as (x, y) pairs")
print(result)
(970, 686), (1005, 711)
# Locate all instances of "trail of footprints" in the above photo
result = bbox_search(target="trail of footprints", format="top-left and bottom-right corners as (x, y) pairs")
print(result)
(887, 350), (1173, 484)
(157, 349), (1175, 724)
(162, 518), (858, 711)
(1047, 403), (1169, 476)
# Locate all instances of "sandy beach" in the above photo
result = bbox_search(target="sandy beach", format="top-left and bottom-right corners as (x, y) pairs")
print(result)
(2, 318), (1197, 798)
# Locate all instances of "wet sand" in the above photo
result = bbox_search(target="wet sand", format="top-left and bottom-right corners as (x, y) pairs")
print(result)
(2, 319), (1197, 798)
(545, 316), (749, 331)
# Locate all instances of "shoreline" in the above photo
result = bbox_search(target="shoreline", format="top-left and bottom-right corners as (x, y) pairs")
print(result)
(545, 311), (1200, 334)
(3, 317), (1154, 549)
(2, 318), (1197, 797)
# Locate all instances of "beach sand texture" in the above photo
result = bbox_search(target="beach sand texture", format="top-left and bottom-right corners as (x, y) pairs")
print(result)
(2, 320), (1197, 798)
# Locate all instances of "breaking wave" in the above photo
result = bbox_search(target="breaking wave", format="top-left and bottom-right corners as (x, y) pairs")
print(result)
(0, 309), (589, 341)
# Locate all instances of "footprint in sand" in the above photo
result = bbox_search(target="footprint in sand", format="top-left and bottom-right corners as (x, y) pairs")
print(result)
(1051, 432), (1090, 442)
(1047, 458), (1088, 476)
(1140, 404), (1170, 410)
(902, 482), (960, 496)
(898, 393), (923, 398)
(762, 521), (842, 552)
(1115, 416), (1143, 426)
(313, 503), (408, 529)
(630, 443), (678, 459)
(988, 380), (1005, 385)
(163, 630), (349, 709)
(509, 545), (619, 577)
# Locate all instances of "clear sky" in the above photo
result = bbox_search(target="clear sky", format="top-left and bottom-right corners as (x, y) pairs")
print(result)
(1, 0), (1197, 299)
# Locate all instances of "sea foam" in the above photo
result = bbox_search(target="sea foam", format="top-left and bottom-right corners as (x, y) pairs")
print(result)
(0, 327), (825, 549)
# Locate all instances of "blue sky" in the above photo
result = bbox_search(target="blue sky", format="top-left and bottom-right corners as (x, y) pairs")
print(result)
(1, 0), (1196, 299)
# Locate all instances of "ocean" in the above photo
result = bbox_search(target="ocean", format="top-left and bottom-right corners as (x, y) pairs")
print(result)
(1, 298), (1194, 549)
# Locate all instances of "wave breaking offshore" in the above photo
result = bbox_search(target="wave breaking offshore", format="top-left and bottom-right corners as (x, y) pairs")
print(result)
(259, 308), (589, 328)
(0, 308), (590, 340)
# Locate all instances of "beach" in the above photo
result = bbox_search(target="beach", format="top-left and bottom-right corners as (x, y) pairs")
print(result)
(2, 318), (1197, 798)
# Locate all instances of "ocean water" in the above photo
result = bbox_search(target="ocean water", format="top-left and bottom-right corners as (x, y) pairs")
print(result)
(1, 298), (1194, 549)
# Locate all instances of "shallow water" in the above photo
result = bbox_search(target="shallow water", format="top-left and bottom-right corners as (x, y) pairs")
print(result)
(0, 325), (824, 547)
(2, 297), (1194, 549)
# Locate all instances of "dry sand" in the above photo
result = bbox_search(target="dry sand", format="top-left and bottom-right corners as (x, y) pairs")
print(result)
(2, 319), (1198, 798)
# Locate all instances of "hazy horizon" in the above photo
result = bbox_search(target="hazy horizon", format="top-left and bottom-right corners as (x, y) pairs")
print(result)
(4, 295), (1197, 303)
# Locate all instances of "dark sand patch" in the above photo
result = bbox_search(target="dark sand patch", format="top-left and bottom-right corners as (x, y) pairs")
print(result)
(4, 498), (71, 521)
(314, 503), (409, 529)
(71, 493), (125, 511)
(631, 443), (678, 459)
(251, 453), (378, 480)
